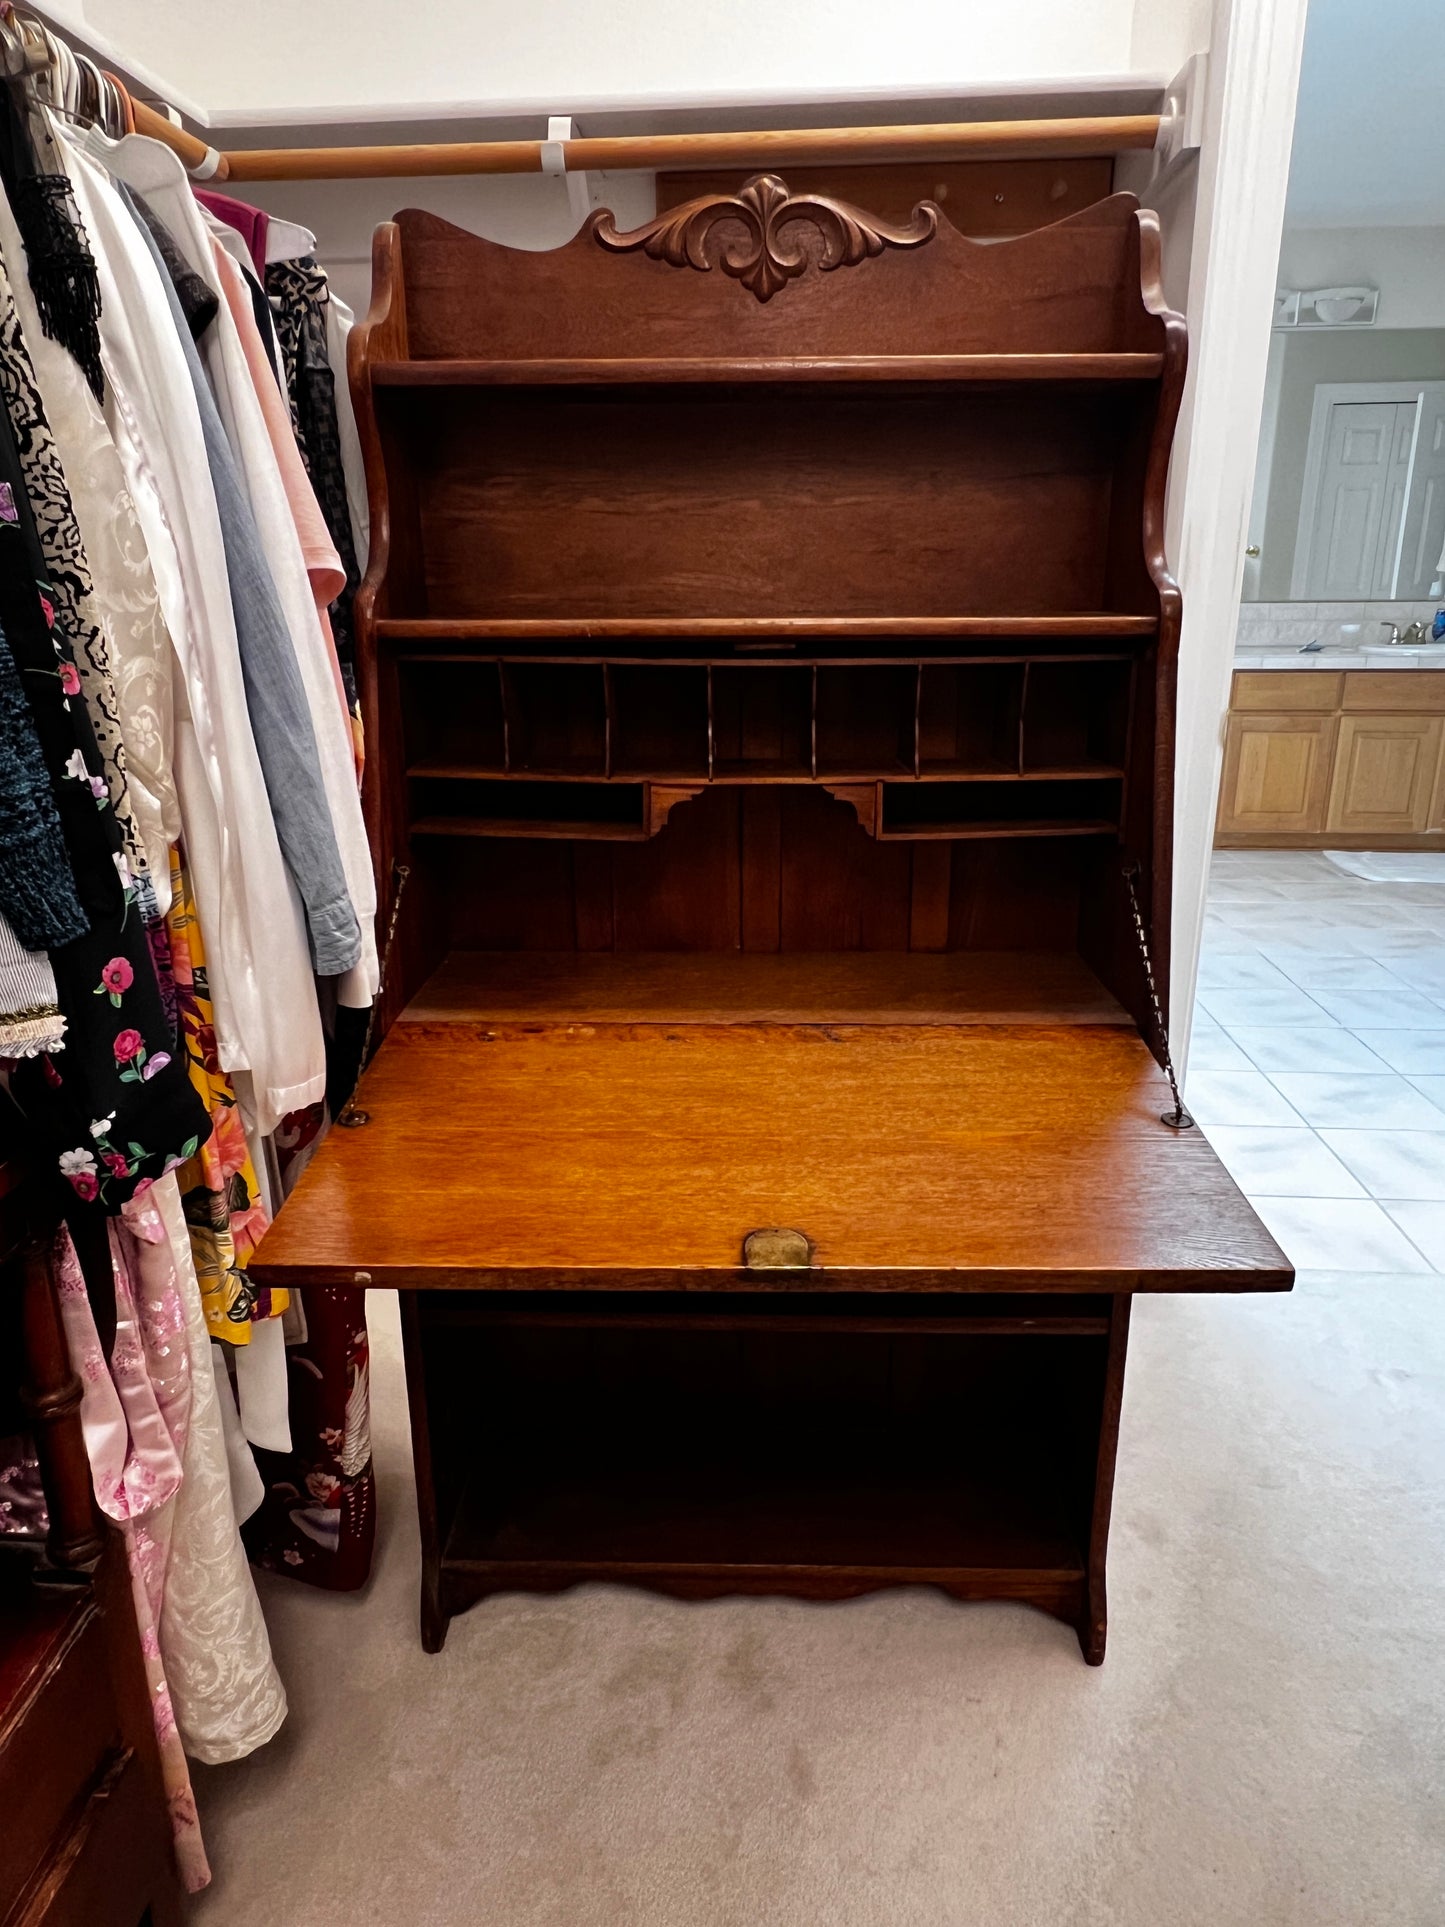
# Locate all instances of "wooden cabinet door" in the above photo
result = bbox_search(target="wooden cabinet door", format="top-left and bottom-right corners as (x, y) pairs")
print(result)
(1216, 712), (1337, 837)
(1433, 741), (1445, 831)
(1326, 714), (1444, 835)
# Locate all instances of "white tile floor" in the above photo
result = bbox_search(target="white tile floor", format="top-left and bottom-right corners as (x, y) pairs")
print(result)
(1189, 850), (1445, 1274)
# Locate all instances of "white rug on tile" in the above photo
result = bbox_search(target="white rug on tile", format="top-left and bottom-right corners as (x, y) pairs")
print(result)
(1324, 851), (1445, 882)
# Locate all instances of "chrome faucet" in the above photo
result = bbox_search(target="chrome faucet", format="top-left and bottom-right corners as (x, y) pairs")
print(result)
(1379, 619), (1430, 645)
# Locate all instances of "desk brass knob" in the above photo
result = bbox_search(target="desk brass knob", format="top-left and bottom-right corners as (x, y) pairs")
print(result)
(743, 1228), (814, 1269)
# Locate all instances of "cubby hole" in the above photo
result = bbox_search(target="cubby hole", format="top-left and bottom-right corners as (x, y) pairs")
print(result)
(410, 776), (646, 839)
(815, 665), (918, 777)
(401, 657), (506, 773)
(1022, 661), (1131, 774)
(610, 665), (710, 776)
(917, 664), (1024, 776)
(711, 666), (814, 776)
(880, 778), (1122, 839)
(502, 662), (608, 774)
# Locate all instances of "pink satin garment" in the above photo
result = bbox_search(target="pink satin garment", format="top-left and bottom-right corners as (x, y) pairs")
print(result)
(51, 1226), (211, 1892)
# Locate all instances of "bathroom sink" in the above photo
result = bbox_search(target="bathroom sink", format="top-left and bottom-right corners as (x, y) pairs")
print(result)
(1362, 644), (1445, 663)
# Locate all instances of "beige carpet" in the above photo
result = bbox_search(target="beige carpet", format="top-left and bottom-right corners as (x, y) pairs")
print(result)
(191, 1275), (1445, 1926)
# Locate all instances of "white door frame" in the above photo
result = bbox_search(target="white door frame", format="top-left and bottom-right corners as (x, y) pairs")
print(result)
(1163, 0), (1311, 1075)
(1289, 381), (1432, 598)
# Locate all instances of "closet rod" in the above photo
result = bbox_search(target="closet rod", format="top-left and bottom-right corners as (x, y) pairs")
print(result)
(130, 103), (1159, 185)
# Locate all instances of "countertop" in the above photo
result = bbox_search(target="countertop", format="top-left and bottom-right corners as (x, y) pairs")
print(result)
(1234, 648), (1445, 671)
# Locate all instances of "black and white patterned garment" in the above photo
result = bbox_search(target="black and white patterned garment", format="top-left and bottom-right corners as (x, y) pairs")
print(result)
(265, 254), (361, 713)
(0, 238), (157, 920)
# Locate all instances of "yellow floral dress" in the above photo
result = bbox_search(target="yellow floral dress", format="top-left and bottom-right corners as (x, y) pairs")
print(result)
(165, 846), (286, 1341)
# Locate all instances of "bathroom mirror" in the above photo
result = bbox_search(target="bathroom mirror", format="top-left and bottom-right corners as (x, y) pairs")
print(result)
(1241, 0), (1445, 618)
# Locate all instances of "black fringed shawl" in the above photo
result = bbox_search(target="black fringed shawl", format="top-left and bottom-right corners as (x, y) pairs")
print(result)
(0, 83), (103, 403)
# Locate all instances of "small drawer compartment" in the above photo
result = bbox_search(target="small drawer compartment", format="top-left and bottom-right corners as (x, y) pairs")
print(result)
(401, 657), (507, 773)
(712, 665), (814, 775)
(610, 665), (710, 776)
(410, 776), (648, 839)
(815, 664), (918, 776)
(1023, 660), (1130, 773)
(918, 664), (1023, 775)
(502, 662), (609, 774)
(880, 777), (1121, 840)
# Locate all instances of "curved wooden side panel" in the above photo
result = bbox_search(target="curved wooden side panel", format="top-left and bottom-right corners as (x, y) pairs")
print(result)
(1134, 207), (1189, 1024)
(349, 222), (424, 1028)
(349, 220), (409, 640)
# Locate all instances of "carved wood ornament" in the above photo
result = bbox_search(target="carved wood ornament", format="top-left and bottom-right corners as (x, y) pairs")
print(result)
(593, 172), (939, 303)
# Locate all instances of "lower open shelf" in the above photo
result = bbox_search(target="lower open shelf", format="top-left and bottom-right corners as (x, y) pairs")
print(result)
(424, 1315), (1098, 1598)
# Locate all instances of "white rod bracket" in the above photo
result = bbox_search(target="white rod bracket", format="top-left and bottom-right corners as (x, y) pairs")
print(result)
(1154, 52), (1208, 177)
(544, 114), (592, 225)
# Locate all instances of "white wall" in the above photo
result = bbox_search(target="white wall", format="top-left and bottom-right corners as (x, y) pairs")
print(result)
(1278, 227), (1445, 332)
(242, 172), (657, 316)
(52, 0), (1158, 124)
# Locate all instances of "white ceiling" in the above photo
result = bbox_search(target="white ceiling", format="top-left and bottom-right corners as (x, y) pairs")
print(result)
(1286, 0), (1445, 226)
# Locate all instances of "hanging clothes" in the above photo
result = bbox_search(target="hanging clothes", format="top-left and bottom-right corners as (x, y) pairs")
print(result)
(116, 182), (361, 981)
(105, 135), (377, 1006)
(0, 230), (159, 923)
(324, 286), (370, 579)
(244, 1280), (375, 1592)
(194, 184), (269, 279)
(0, 167), (181, 910)
(51, 1222), (209, 1893)
(0, 598), (86, 948)
(0, 908), (65, 1056)
(265, 254), (364, 727)
(0, 86), (103, 400)
(165, 842), (277, 1345)
(52, 128), (328, 1137)
(120, 1175), (287, 1767)
(0, 359), (209, 1205)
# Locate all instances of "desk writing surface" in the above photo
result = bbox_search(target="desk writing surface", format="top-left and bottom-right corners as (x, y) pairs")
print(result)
(251, 956), (1290, 1294)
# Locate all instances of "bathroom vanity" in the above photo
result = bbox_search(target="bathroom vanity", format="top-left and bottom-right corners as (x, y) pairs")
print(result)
(1217, 665), (1445, 847)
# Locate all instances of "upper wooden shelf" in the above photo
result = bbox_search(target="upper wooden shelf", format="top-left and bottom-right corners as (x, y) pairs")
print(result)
(371, 353), (1166, 387)
(375, 616), (1160, 642)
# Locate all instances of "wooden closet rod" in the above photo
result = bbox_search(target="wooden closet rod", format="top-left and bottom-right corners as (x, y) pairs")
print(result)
(130, 101), (1159, 185)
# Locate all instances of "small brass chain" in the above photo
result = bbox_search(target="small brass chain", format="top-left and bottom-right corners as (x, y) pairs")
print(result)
(1122, 860), (1192, 1130)
(336, 862), (411, 1129)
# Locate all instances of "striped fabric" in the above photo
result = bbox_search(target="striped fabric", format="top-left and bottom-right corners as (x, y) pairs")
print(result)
(0, 909), (63, 1056)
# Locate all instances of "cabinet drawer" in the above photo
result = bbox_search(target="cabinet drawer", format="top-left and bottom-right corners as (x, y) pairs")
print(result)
(0, 1595), (122, 1923)
(1343, 671), (1445, 712)
(1232, 670), (1342, 712)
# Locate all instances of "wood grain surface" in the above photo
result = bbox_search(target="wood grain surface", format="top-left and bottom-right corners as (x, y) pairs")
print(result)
(252, 1020), (1289, 1291)
(403, 949), (1128, 1025)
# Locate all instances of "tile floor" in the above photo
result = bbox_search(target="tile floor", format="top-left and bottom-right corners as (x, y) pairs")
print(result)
(1190, 849), (1445, 1273)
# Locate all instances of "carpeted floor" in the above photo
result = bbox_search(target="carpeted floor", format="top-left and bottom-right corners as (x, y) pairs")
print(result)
(191, 1272), (1445, 1926)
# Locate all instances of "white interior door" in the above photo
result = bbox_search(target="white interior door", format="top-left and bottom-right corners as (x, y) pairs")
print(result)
(1301, 397), (1418, 597)
(1396, 390), (1445, 599)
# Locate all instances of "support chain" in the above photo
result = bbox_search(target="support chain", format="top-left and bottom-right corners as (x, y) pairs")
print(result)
(1122, 859), (1193, 1130)
(336, 861), (411, 1129)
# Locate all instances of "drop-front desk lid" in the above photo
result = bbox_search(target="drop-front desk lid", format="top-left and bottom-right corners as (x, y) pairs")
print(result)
(249, 952), (1291, 1295)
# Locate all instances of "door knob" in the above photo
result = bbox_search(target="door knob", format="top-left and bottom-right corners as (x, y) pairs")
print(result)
(1245, 545), (1260, 557)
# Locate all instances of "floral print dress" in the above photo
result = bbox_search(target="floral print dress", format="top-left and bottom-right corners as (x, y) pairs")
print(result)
(0, 329), (208, 1203)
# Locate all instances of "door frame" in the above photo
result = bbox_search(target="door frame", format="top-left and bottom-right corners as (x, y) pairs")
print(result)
(1289, 380), (1438, 598)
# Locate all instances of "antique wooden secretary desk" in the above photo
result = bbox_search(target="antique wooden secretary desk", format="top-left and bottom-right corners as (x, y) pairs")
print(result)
(251, 177), (1291, 1663)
